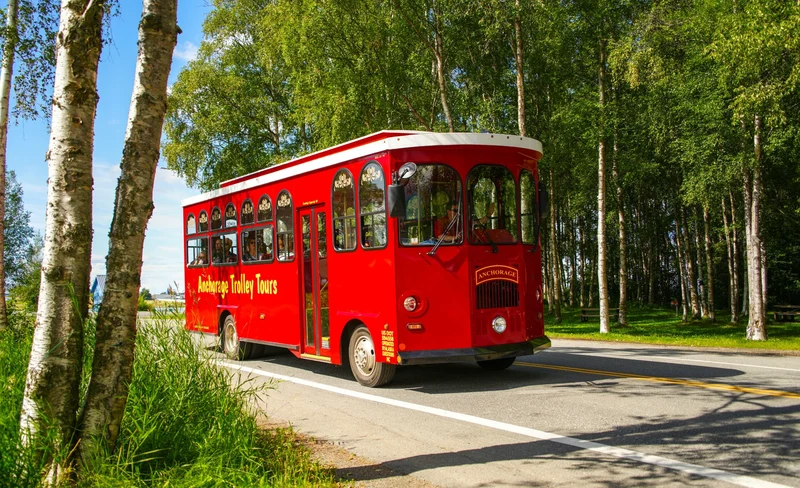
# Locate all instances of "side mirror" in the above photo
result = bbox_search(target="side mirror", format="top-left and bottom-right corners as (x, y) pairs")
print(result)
(389, 162), (417, 218)
(388, 185), (406, 218)
(538, 181), (549, 215)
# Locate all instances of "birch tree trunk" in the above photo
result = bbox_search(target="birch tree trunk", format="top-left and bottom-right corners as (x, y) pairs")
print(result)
(579, 218), (586, 307)
(744, 115), (766, 340)
(549, 168), (562, 322)
(0, 0), (19, 331)
(78, 0), (178, 461)
(730, 190), (741, 322)
(597, 39), (609, 333)
(675, 219), (688, 321)
(611, 146), (627, 327)
(694, 209), (707, 318)
(722, 196), (737, 323)
(703, 206), (715, 322)
(432, 9), (453, 132)
(20, 0), (105, 478)
(681, 207), (700, 319)
(513, 0), (525, 138)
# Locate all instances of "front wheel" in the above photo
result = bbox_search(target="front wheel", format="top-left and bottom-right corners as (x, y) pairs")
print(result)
(477, 357), (516, 371)
(222, 315), (257, 360)
(348, 326), (396, 387)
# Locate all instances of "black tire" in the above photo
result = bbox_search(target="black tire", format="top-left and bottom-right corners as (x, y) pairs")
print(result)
(477, 356), (516, 371)
(348, 326), (396, 387)
(221, 315), (256, 360)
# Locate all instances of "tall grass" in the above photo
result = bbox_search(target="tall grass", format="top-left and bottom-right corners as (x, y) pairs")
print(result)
(0, 309), (340, 487)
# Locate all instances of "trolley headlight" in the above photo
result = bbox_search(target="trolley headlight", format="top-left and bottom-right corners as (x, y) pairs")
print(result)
(491, 316), (507, 334)
(403, 296), (418, 312)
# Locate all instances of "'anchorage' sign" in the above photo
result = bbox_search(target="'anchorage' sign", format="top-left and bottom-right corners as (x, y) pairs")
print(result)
(475, 265), (519, 285)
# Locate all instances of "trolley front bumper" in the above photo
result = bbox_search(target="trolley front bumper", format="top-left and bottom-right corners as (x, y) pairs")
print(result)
(396, 335), (551, 366)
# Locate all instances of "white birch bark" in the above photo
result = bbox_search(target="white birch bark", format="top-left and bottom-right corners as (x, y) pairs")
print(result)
(514, 0), (526, 138)
(703, 206), (715, 322)
(0, 0), (19, 330)
(612, 144), (627, 327)
(79, 0), (178, 460)
(549, 168), (562, 322)
(722, 196), (737, 323)
(745, 115), (766, 340)
(20, 0), (105, 477)
(597, 39), (609, 333)
(681, 208), (700, 319)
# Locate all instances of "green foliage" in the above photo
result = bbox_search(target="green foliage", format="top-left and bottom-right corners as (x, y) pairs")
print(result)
(8, 235), (41, 312)
(0, 311), (69, 488)
(136, 293), (152, 312)
(4, 170), (36, 287)
(139, 288), (152, 301)
(0, 311), (340, 486)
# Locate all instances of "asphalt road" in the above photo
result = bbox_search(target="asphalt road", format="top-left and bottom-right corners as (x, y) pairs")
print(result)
(221, 339), (800, 487)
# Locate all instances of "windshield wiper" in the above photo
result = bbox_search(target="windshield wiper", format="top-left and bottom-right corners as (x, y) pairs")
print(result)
(429, 202), (462, 256)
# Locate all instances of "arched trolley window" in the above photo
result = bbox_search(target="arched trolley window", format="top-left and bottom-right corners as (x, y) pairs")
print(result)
(359, 161), (387, 249)
(240, 199), (255, 226)
(186, 213), (196, 235)
(210, 207), (222, 231)
(332, 169), (357, 251)
(276, 190), (294, 261)
(198, 210), (209, 232)
(257, 195), (273, 222)
(224, 203), (237, 228)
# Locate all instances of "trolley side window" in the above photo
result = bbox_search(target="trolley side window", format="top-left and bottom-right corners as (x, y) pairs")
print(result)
(224, 203), (237, 228)
(198, 210), (209, 232)
(242, 226), (274, 262)
(186, 214), (196, 235)
(332, 169), (357, 251)
(520, 170), (538, 245)
(276, 190), (295, 261)
(257, 195), (273, 222)
(241, 199), (255, 226)
(398, 164), (462, 246)
(187, 237), (208, 267)
(211, 207), (222, 231)
(359, 161), (387, 249)
(211, 233), (238, 265)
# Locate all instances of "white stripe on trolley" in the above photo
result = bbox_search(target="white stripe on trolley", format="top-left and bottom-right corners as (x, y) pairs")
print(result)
(222, 362), (789, 488)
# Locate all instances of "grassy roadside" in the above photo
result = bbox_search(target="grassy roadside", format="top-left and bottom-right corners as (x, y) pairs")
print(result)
(0, 310), (341, 487)
(545, 305), (800, 351)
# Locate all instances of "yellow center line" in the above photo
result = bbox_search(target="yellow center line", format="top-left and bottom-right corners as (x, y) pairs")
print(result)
(516, 362), (800, 400)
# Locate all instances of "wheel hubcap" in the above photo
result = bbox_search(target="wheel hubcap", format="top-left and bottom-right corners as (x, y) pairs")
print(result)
(353, 335), (375, 376)
(225, 322), (237, 353)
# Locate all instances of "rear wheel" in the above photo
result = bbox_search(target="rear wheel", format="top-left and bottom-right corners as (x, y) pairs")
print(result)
(477, 357), (516, 371)
(222, 315), (256, 360)
(348, 326), (396, 387)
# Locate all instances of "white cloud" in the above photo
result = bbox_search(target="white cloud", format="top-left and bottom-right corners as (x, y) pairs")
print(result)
(174, 41), (199, 62)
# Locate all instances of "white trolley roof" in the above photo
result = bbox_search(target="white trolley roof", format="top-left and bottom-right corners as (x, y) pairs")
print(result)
(181, 131), (543, 207)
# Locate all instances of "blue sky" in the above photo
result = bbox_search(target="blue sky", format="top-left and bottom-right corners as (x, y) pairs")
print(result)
(6, 0), (211, 293)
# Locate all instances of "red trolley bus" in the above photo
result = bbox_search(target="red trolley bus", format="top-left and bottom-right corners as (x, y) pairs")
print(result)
(183, 131), (550, 387)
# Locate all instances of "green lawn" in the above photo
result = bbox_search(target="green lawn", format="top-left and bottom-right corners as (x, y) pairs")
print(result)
(545, 306), (800, 352)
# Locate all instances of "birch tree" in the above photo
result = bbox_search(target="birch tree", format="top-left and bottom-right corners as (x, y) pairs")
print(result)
(79, 0), (178, 460)
(0, 0), (19, 330)
(19, 0), (105, 479)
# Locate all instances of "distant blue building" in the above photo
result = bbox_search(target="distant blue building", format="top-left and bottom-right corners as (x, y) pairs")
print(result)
(90, 275), (106, 312)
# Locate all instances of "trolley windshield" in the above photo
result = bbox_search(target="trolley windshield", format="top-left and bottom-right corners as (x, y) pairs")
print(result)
(398, 164), (462, 246)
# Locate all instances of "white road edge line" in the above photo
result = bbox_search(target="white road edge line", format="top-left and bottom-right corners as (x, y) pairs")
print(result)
(222, 362), (789, 488)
